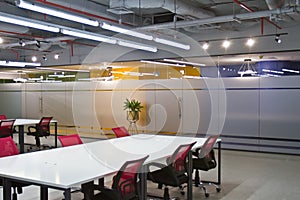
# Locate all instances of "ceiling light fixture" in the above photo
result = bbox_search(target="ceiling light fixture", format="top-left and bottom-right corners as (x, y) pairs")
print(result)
(0, 11), (59, 32)
(163, 59), (206, 66)
(282, 68), (300, 74)
(153, 37), (190, 50)
(0, 60), (41, 67)
(19, 39), (25, 46)
(37, 67), (89, 73)
(222, 40), (230, 48)
(60, 28), (117, 44)
(202, 42), (209, 50)
(31, 56), (37, 62)
(101, 22), (153, 40)
(16, 0), (99, 26)
(0, 37), (3, 44)
(141, 60), (186, 67)
(54, 54), (60, 60)
(246, 38), (255, 47)
(275, 34), (282, 43)
(238, 58), (257, 77)
(36, 40), (41, 48)
(118, 40), (157, 52)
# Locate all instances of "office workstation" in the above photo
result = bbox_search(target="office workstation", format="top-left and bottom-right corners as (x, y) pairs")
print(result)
(0, 0), (300, 199)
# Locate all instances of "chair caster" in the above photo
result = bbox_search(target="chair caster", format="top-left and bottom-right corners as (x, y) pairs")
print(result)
(205, 193), (209, 198)
(180, 191), (185, 195)
(216, 187), (221, 192)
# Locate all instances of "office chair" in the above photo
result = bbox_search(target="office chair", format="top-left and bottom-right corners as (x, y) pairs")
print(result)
(0, 114), (7, 120)
(27, 116), (53, 148)
(0, 137), (30, 200)
(147, 142), (196, 200)
(112, 126), (131, 138)
(58, 134), (83, 147)
(92, 155), (149, 200)
(0, 119), (15, 138)
(192, 134), (221, 197)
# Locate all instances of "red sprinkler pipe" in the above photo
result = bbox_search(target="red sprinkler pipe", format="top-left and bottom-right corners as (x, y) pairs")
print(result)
(233, 0), (282, 34)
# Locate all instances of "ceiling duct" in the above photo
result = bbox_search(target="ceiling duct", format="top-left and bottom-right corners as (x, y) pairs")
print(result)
(142, 6), (299, 30)
(109, 0), (215, 19)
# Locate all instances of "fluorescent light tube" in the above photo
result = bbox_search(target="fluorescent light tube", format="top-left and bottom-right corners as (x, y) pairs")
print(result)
(118, 40), (157, 52)
(0, 61), (41, 67)
(163, 59), (206, 66)
(17, 0), (99, 26)
(282, 68), (300, 74)
(61, 28), (117, 44)
(153, 37), (190, 50)
(0, 11), (59, 32)
(101, 22), (153, 40)
(141, 60), (186, 67)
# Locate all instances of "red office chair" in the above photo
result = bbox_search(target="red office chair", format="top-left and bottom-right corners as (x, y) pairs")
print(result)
(192, 134), (221, 197)
(0, 137), (30, 200)
(93, 155), (149, 200)
(58, 134), (83, 147)
(112, 126), (131, 138)
(27, 117), (53, 148)
(147, 142), (196, 200)
(0, 119), (15, 138)
(0, 114), (7, 120)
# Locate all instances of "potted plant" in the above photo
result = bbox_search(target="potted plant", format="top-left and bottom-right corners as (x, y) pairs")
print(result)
(123, 98), (143, 123)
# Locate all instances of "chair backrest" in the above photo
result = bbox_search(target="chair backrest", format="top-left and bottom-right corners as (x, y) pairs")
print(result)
(112, 126), (131, 138)
(0, 119), (15, 138)
(0, 137), (19, 157)
(168, 142), (196, 172)
(37, 117), (53, 136)
(198, 134), (220, 159)
(112, 155), (149, 199)
(58, 134), (83, 147)
(0, 114), (7, 120)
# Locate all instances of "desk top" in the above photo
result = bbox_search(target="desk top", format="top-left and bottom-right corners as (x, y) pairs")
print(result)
(0, 134), (214, 189)
(14, 118), (57, 126)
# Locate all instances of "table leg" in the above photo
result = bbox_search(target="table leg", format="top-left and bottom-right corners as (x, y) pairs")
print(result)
(218, 141), (221, 185)
(187, 151), (193, 200)
(54, 122), (57, 148)
(18, 125), (25, 153)
(40, 186), (48, 200)
(63, 189), (71, 200)
(3, 178), (12, 200)
(139, 165), (147, 200)
(81, 181), (94, 200)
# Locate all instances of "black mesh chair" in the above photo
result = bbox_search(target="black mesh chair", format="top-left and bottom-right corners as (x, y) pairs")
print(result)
(147, 142), (196, 200)
(192, 134), (221, 197)
(27, 117), (53, 148)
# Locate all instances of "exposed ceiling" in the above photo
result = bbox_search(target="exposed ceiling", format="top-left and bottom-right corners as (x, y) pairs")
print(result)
(0, 0), (299, 69)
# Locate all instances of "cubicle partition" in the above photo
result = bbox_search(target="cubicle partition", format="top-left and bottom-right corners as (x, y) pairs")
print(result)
(0, 76), (299, 154)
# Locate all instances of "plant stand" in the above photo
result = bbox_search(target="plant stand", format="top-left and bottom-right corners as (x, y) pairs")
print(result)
(127, 111), (139, 134)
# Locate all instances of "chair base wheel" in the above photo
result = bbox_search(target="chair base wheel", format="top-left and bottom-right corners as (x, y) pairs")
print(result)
(205, 193), (209, 198)
(216, 187), (221, 192)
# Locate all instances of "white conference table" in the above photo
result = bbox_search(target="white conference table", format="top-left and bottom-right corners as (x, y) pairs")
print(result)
(13, 119), (58, 153)
(0, 134), (221, 200)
